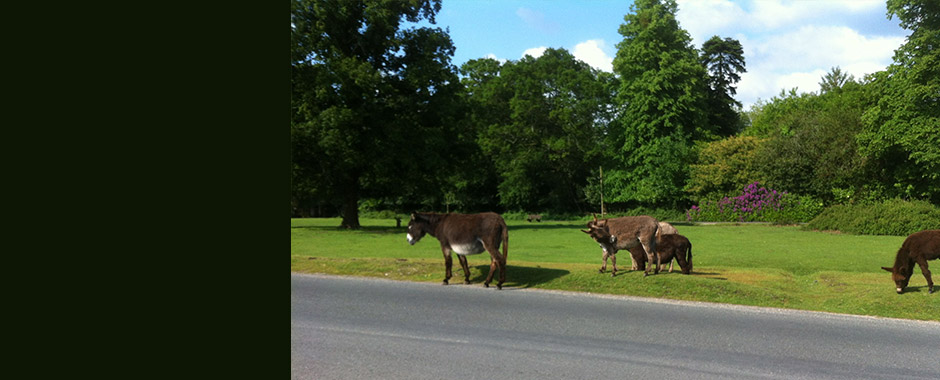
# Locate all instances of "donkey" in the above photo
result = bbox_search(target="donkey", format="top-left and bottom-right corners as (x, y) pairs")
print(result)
(630, 221), (679, 271)
(582, 214), (660, 277)
(407, 212), (509, 289)
(630, 234), (693, 274)
(881, 229), (940, 294)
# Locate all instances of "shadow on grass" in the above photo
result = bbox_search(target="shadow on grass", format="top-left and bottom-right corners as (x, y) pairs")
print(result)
(900, 285), (933, 294)
(471, 265), (569, 289)
(291, 225), (404, 234)
(508, 223), (584, 231)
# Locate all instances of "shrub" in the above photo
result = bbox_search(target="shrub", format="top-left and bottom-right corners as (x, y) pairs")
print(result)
(686, 182), (823, 224)
(806, 199), (940, 236)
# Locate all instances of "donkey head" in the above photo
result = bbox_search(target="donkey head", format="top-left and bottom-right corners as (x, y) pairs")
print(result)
(582, 216), (616, 250)
(881, 265), (912, 294)
(406, 212), (430, 245)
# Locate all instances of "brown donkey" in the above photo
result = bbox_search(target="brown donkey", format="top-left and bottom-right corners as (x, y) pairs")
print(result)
(407, 212), (509, 289)
(881, 229), (940, 294)
(582, 214), (660, 277)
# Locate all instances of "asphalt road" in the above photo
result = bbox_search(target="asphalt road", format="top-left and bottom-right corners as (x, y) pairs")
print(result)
(291, 273), (940, 380)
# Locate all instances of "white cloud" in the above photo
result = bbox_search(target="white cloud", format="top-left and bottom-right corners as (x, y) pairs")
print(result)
(484, 53), (508, 64)
(676, 0), (746, 45)
(522, 46), (548, 59)
(573, 39), (614, 72)
(676, 0), (905, 109)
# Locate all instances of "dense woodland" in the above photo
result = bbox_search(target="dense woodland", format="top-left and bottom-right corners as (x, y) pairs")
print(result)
(292, 0), (939, 229)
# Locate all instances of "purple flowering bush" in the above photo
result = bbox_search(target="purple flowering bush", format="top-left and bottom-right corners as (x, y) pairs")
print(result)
(686, 182), (823, 224)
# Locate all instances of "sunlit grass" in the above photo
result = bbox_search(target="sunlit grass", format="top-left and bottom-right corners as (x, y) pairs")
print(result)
(291, 218), (938, 321)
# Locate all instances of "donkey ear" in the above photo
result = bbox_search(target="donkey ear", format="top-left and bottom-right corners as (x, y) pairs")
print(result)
(592, 213), (598, 222)
(410, 212), (418, 220)
(581, 229), (591, 234)
(881, 266), (894, 273)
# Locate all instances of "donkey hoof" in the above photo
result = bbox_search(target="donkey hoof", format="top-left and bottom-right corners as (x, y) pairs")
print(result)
(643, 272), (649, 277)
(497, 284), (503, 290)
(598, 269), (605, 274)
(442, 280), (449, 285)
(464, 280), (471, 285)
(484, 283), (490, 288)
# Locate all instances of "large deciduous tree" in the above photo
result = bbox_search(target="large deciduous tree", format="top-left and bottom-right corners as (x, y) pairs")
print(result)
(291, 0), (462, 228)
(464, 49), (611, 212)
(608, 0), (709, 205)
(859, 0), (940, 203)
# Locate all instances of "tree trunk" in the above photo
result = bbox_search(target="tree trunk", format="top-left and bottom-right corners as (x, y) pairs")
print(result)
(340, 176), (361, 229)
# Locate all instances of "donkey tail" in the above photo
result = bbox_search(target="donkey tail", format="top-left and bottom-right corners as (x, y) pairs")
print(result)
(686, 242), (693, 273)
(501, 222), (509, 262)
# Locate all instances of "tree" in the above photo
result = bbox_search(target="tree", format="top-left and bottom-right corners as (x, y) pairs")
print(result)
(291, 0), (463, 228)
(859, 0), (940, 203)
(819, 66), (854, 94)
(686, 135), (764, 201)
(747, 82), (872, 203)
(608, 0), (709, 205)
(701, 36), (746, 136)
(465, 49), (611, 212)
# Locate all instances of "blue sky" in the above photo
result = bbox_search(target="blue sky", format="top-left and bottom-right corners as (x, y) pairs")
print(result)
(426, 0), (909, 109)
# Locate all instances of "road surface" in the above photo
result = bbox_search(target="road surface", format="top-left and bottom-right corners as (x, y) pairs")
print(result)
(291, 273), (940, 379)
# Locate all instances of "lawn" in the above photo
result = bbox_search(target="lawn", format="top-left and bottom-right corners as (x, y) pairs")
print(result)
(291, 218), (939, 321)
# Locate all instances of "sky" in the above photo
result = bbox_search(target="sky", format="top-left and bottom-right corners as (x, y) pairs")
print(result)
(426, 0), (909, 110)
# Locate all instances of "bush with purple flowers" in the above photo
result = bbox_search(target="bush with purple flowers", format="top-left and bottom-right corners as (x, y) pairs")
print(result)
(686, 182), (823, 224)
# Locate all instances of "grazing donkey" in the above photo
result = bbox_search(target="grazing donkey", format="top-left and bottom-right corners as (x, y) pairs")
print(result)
(582, 214), (660, 277)
(881, 229), (940, 294)
(407, 212), (509, 289)
(631, 234), (693, 274)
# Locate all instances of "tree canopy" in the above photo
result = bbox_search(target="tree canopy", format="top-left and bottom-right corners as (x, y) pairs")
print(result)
(291, 0), (463, 227)
(292, 0), (940, 222)
(607, 0), (709, 205)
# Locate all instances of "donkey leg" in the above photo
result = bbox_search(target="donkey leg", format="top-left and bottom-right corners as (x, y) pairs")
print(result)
(915, 258), (933, 294)
(497, 256), (506, 290)
(642, 242), (658, 276)
(610, 253), (618, 277)
(441, 249), (453, 285)
(599, 251), (609, 274)
(457, 255), (471, 284)
(484, 258), (498, 288)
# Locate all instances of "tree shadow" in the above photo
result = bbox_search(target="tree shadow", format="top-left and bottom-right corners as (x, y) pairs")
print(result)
(470, 265), (569, 289)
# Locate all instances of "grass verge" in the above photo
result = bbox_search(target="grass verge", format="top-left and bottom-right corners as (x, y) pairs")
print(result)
(291, 218), (938, 321)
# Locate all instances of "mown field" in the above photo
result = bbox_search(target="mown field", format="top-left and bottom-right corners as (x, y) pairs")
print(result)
(291, 218), (938, 321)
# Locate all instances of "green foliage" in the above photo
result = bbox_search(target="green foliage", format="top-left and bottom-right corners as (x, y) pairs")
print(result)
(745, 81), (871, 203)
(857, 0), (940, 204)
(806, 199), (940, 236)
(608, 0), (709, 205)
(686, 135), (763, 201)
(463, 49), (611, 212)
(291, 0), (466, 228)
(701, 36), (747, 136)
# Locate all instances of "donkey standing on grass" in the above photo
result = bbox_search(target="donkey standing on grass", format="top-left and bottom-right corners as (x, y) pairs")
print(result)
(582, 214), (660, 277)
(882, 229), (940, 294)
(407, 212), (509, 289)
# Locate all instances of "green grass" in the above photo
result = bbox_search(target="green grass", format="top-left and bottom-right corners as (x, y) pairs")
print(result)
(291, 218), (939, 321)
